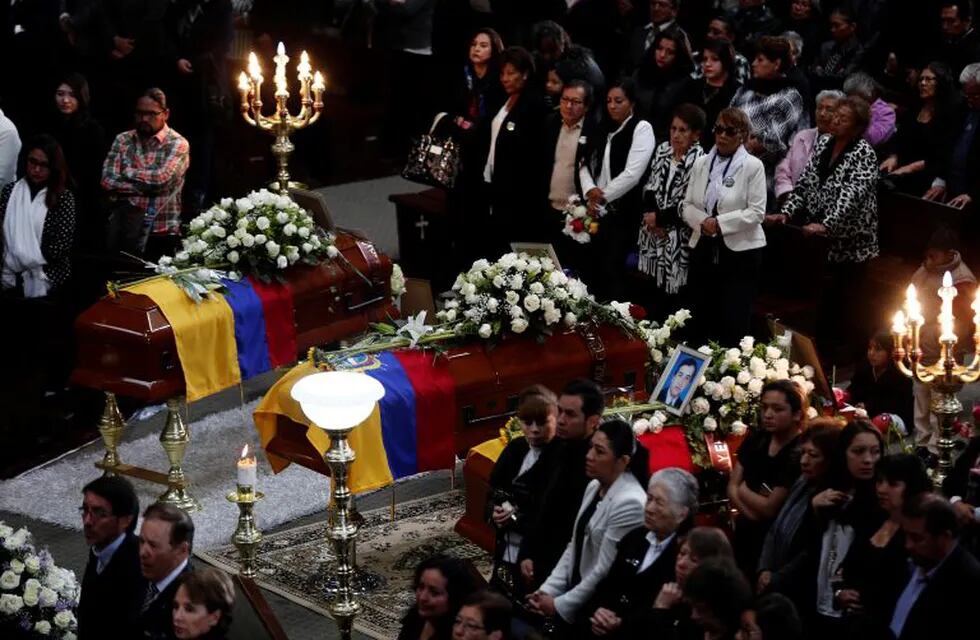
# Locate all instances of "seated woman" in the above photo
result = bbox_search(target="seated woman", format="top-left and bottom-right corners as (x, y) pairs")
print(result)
(846, 331), (914, 430)
(777, 96), (879, 361)
(399, 555), (483, 640)
(636, 103), (705, 313)
(453, 590), (513, 640)
(674, 38), (741, 150)
(632, 26), (694, 140)
(579, 78), (655, 300)
(172, 567), (235, 640)
(879, 62), (957, 198)
(773, 90), (843, 204)
(681, 107), (766, 345)
(526, 420), (648, 630)
(728, 380), (805, 578)
(488, 385), (560, 600)
(586, 468), (700, 638)
(758, 421), (839, 592)
(1, 135), (76, 298)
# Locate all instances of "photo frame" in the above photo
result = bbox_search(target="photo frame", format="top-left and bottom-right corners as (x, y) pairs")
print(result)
(652, 345), (712, 416)
(767, 319), (836, 408)
(509, 242), (562, 272)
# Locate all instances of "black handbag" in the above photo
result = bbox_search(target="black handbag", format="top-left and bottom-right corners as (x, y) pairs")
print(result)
(402, 112), (461, 190)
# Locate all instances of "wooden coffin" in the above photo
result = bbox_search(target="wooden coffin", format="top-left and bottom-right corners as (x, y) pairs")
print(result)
(70, 231), (396, 403)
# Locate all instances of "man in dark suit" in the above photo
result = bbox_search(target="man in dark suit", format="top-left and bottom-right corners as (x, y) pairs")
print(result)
(656, 357), (697, 409)
(138, 503), (195, 640)
(889, 493), (980, 640)
(585, 468), (699, 638)
(518, 378), (604, 592)
(78, 476), (143, 640)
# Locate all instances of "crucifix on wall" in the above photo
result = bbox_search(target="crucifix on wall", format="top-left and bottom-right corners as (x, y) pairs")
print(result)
(415, 215), (429, 241)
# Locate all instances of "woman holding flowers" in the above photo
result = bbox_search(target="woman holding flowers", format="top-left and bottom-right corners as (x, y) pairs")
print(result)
(579, 78), (655, 300)
(636, 103), (705, 315)
(681, 107), (766, 345)
(728, 380), (805, 578)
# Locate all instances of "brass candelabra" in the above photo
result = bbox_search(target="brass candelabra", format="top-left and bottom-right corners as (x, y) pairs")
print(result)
(227, 487), (264, 578)
(238, 42), (325, 194)
(323, 425), (360, 639)
(891, 273), (980, 484)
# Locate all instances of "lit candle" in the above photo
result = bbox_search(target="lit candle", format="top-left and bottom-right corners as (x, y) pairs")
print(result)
(297, 51), (312, 82)
(904, 283), (923, 326)
(973, 288), (980, 332)
(247, 52), (263, 83)
(274, 42), (289, 98)
(237, 444), (257, 489)
(312, 71), (325, 93)
(892, 310), (907, 336)
(938, 271), (957, 343)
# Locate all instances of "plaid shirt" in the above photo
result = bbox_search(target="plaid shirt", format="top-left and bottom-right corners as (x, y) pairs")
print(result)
(101, 125), (190, 234)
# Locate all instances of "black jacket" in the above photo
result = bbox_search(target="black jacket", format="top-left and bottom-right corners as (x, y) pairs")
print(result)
(846, 364), (913, 431)
(140, 560), (193, 640)
(892, 543), (980, 640)
(78, 533), (143, 640)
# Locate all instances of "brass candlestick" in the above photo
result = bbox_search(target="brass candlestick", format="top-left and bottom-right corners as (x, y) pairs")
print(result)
(891, 275), (980, 484)
(324, 425), (360, 640)
(97, 392), (126, 473)
(227, 487), (265, 578)
(159, 397), (201, 512)
(238, 42), (325, 194)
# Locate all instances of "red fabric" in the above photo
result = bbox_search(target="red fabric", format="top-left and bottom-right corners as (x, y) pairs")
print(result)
(639, 426), (695, 474)
(247, 277), (297, 367)
(393, 350), (457, 471)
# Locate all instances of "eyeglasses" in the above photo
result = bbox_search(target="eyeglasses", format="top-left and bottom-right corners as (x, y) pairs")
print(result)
(136, 110), (164, 119)
(79, 505), (113, 520)
(713, 125), (740, 136)
(453, 618), (485, 632)
(560, 97), (585, 106)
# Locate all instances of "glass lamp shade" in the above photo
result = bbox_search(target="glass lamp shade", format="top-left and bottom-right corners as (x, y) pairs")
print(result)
(290, 371), (385, 431)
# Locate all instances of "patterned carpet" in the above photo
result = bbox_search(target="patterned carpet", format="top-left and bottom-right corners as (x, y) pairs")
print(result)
(196, 490), (491, 639)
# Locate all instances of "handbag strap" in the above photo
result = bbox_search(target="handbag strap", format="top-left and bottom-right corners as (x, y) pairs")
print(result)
(429, 112), (451, 136)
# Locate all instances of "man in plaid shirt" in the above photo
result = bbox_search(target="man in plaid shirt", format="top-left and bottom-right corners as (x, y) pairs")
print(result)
(101, 88), (189, 237)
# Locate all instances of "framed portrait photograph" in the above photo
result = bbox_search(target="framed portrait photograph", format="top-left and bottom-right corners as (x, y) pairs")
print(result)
(509, 242), (562, 272)
(652, 345), (711, 416)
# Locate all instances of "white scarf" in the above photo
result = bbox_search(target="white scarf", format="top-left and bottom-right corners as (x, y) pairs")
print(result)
(703, 144), (749, 216)
(2, 178), (49, 298)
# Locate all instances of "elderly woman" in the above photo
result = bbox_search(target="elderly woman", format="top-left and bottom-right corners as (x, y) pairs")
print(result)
(730, 36), (806, 203)
(527, 420), (648, 630)
(579, 78), (655, 300)
(1, 135), (76, 298)
(777, 96), (878, 360)
(842, 72), (896, 149)
(773, 90), (843, 203)
(172, 567), (235, 639)
(488, 385), (559, 601)
(636, 103), (705, 312)
(681, 107), (766, 345)
(584, 467), (700, 638)
(453, 591), (513, 640)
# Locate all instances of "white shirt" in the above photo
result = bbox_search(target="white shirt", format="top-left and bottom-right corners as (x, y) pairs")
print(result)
(579, 116), (655, 204)
(0, 109), (21, 187)
(154, 557), (189, 598)
(502, 446), (542, 563)
(638, 531), (676, 573)
(484, 103), (511, 184)
(93, 533), (127, 575)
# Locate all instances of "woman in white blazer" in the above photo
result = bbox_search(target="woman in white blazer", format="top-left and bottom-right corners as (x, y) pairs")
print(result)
(526, 419), (649, 632)
(681, 106), (767, 345)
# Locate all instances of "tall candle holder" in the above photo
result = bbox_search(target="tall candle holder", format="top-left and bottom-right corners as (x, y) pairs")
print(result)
(238, 42), (325, 194)
(227, 487), (264, 578)
(891, 273), (980, 484)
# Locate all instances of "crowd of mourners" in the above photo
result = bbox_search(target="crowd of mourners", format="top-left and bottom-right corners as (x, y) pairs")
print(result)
(396, 379), (980, 640)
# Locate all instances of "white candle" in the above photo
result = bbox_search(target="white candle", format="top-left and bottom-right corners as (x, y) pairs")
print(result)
(938, 271), (957, 343)
(904, 284), (923, 326)
(237, 444), (257, 488)
(892, 310), (907, 336)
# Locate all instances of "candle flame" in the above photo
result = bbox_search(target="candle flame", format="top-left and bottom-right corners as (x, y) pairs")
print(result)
(313, 71), (325, 91)
(943, 271), (953, 288)
(240, 443), (250, 459)
(247, 52), (262, 81)
(904, 283), (923, 324)
(892, 310), (907, 334)
(298, 51), (312, 80)
(277, 41), (285, 56)
(238, 71), (250, 92)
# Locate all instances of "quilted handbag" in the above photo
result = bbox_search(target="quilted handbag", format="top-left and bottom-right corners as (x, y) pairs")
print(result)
(401, 112), (461, 190)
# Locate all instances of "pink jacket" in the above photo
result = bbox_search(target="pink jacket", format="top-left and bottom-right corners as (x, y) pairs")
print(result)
(774, 127), (819, 198)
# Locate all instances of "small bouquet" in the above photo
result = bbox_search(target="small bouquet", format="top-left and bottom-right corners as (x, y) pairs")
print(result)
(0, 522), (79, 639)
(561, 196), (602, 244)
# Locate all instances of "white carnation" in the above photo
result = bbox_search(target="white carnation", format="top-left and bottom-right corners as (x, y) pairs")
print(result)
(240, 234), (255, 248)
(544, 308), (561, 325)
(209, 225), (226, 238)
(703, 416), (718, 431)
(189, 217), (205, 231)
(478, 324), (492, 339)
(301, 242), (313, 253)
(493, 275), (506, 289)
(266, 241), (280, 257)
(509, 274), (524, 290)
(724, 348), (741, 364)
(444, 309), (457, 322)
(461, 282), (477, 296)
(226, 235), (240, 248)
(487, 298), (499, 312)
(253, 233), (267, 245)
(505, 291), (519, 305)
(24, 555), (40, 573)
(509, 305), (524, 319)
(9, 559), (24, 574)
(235, 198), (254, 212)
(256, 216), (270, 230)
(765, 345), (782, 361)
(548, 271), (568, 286)
(226, 250), (239, 264)
(510, 318), (529, 334)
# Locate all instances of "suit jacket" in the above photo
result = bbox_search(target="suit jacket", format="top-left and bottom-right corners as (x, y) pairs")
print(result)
(488, 437), (560, 555)
(140, 560), (193, 640)
(589, 526), (679, 638)
(78, 533), (144, 640)
(894, 544), (980, 640)
(682, 151), (767, 252)
(540, 474), (647, 623)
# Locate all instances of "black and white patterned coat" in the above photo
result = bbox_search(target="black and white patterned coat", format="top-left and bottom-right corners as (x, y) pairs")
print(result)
(781, 134), (879, 264)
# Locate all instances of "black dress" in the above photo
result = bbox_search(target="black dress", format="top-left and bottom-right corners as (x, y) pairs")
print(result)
(50, 112), (107, 252)
(733, 430), (802, 577)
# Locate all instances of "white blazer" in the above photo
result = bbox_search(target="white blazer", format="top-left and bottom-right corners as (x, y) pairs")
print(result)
(540, 473), (647, 622)
(681, 152), (767, 252)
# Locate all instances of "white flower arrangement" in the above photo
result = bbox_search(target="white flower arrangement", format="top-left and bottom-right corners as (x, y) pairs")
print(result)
(0, 522), (78, 638)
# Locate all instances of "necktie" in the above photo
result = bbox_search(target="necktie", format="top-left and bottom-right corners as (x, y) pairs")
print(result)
(141, 583), (159, 613)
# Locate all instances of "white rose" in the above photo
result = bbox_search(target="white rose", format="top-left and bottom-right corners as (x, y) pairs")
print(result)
(277, 255), (288, 269)
(220, 197), (233, 208)
(9, 559), (24, 574)
(34, 621), (51, 635)
(724, 348), (741, 364)
(1, 570), (20, 589)
(253, 233), (267, 245)
(690, 397), (710, 415)
(505, 291), (519, 305)
(240, 234), (255, 248)
(509, 274), (524, 290)
(266, 241), (280, 257)
(493, 275), (506, 289)
(189, 217), (205, 231)
(326, 245), (340, 258)
(548, 271), (568, 286)
(461, 282), (477, 296)
(747, 378), (764, 396)
(510, 318), (529, 334)
(235, 198), (254, 212)
(24, 555), (40, 574)
(807, 407), (819, 419)
(802, 365), (815, 379)
(720, 376), (736, 389)
(527, 259), (542, 275)
(651, 348), (664, 363)
(283, 223), (297, 236)
(298, 226), (310, 239)
(478, 323), (493, 339)
(225, 235), (240, 248)
(719, 404), (731, 417)
(703, 417), (718, 431)
(54, 610), (74, 629)
(486, 298), (499, 312)
(44, 572), (64, 592)
(765, 346), (782, 361)
(301, 242), (313, 253)
(736, 370), (752, 385)
(564, 312), (577, 326)
(732, 385), (747, 403)
(672, 309), (692, 324)
(465, 293), (480, 305)
(702, 381), (718, 396)
(38, 586), (57, 608)
(632, 418), (651, 435)
(472, 259), (490, 271)
(276, 211), (290, 224)
(209, 225), (226, 238)
(509, 305), (524, 319)
(529, 281), (545, 294)
(523, 294), (541, 312)
(0, 594), (23, 614)
(698, 345), (713, 355)
(444, 309), (457, 322)
(544, 309), (561, 325)
(256, 216), (270, 230)
(731, 420), (748, 436)
(739, 336), (755, 353)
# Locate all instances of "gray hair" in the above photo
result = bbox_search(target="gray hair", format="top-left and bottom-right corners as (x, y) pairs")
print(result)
(648, 467), (699, 519)
(816, 89), (845, 106)
(960, 62), (980, 85)
(842, 72), (878, 100)
(781, 31), (803, 58)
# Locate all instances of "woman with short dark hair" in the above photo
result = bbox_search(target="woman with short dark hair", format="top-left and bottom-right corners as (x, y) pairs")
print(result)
(172, 567), (235, 639)
(632, 26), (694, 139)
(675, 39), (741, 149)
(399, 555), (483, 640)
(1, 135), (75, 297)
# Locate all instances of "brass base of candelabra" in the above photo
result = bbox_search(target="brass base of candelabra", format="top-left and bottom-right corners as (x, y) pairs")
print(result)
(324, 426), (361, 640)
(928, 381), (964, 486)
(227, 488), (265, 578)
(97, 392), (126, 473)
